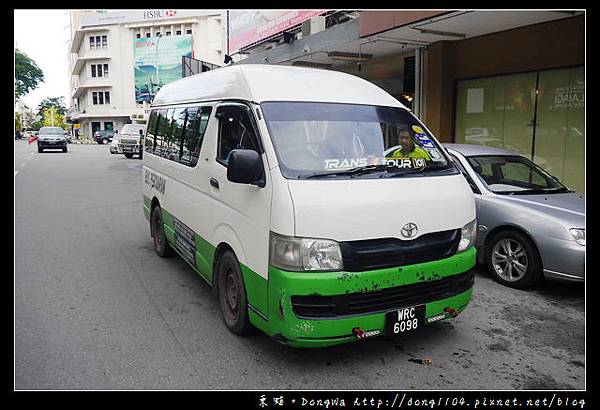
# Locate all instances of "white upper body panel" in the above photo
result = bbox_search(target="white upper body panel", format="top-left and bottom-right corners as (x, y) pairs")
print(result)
(151, 64), (407, 108)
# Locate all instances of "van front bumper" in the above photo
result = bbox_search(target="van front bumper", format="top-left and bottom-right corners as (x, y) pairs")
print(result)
(252, 247), (476, 348)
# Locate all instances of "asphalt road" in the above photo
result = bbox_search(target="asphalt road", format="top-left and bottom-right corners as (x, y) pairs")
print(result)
(14, 140), (585, 390)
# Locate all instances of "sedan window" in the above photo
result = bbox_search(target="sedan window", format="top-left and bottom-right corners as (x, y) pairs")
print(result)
(466, 155), (569, 195)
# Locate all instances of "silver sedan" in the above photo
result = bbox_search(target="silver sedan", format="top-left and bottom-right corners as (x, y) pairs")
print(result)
(443, 144), (585, 289)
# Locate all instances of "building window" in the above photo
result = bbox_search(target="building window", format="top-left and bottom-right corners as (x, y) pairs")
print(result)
(92, 92), (98, 105)
(89, 36), (95, 49)
(91, 64), (108, 78)
(454, 66), (585, 194)
(186, 29), (192, 34)
(95, 36), (101, 49)
(102, 35), (107, 48)
(146, 32), (151, 38)
(176, 30), (181, 35)
(166, 31), (171, 36)
(136, 33), (141, 39)
(98, 92), (104, 105)
(104, 92), (110, 104)
(155, 32), (161, 37)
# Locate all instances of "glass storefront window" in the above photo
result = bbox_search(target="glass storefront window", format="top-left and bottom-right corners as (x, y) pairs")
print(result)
(455, 67), (585, 195)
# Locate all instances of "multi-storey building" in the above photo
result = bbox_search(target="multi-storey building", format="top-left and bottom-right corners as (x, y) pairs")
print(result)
(68, 9), (224, 139)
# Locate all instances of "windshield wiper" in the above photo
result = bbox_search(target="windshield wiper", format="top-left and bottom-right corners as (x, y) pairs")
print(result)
(385, 163), (452, 177)
(302, 164), (394, 179)
(508, 187), (572, 195)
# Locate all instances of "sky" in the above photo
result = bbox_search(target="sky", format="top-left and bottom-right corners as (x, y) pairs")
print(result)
(14, 10), (71, 111)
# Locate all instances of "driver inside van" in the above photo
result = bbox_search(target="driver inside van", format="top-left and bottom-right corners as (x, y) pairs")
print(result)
(389, 125), (431, 160)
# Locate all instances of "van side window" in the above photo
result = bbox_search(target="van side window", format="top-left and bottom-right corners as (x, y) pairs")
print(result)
(216, 105), (259, 166)
(155, 109), (171, 158)
(166, 108), (186, 161)
(181, 106), (212, 167)
(145, 110), (159, 153)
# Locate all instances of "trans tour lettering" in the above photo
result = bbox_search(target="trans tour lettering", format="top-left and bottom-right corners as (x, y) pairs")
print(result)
(144, 169), (166, 194)
(324, 157), (427, 170)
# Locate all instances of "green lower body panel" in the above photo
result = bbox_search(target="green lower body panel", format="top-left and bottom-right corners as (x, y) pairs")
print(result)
(251, 247), (476, 348)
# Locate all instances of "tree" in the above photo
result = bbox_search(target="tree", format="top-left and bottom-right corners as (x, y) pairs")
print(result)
(37, 97), (67, 119)
(42, 107), (67, 129)
(15, 112), (22, 132)
(15, 49), (44, 100)
(31, 121), (44, 131)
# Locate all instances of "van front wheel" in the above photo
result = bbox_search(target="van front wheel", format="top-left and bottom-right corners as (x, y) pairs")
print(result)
(217, 251), (253, 335)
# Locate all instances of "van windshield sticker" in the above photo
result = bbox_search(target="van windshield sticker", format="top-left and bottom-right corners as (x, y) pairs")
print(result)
(324, 157), (426, 170)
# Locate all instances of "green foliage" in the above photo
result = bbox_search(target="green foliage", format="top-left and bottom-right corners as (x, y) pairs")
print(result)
(42, 107), (67, 129)
(15, 112), (22, 132)
(31, 121), (44, 131)
(15, 49), (44, 100)
(37, 97), (67, 119)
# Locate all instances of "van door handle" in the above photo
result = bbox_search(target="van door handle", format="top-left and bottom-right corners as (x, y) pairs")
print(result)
(210, 178), (219, 189)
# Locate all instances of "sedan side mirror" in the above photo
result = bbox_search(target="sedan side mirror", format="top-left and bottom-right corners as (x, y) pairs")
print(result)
(227, 149), (266, 188)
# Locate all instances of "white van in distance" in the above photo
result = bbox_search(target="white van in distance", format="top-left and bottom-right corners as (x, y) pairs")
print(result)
(142, 64), (476, 348)
(119, 123), (146, 159)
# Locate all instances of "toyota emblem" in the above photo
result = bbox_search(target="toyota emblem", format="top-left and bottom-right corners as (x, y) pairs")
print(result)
(401, 222), (418, 239)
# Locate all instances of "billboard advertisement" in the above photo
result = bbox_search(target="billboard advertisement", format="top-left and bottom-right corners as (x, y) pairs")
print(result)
(228, 10), (328, 53)
(134, 35), (192, 103)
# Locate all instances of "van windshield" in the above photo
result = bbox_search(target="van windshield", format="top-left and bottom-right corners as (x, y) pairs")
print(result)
(121, 125), (144, 135)
(39, 127), (64, 135)
(260, 102), (454, 179)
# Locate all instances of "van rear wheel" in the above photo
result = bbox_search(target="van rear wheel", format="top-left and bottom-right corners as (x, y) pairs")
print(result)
(217, 250), (253, 335)
(151, 206), (174, 258)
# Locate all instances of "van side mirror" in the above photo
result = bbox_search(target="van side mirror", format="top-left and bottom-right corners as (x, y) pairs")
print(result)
(227, 149), (265, 188)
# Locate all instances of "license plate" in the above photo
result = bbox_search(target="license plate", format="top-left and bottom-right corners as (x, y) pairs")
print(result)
(123, 147), (133, 152)
(385, 305), (425, 336)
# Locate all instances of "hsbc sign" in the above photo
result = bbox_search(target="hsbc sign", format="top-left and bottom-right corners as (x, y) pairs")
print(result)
(143, 10), (177, 19)
(80, 9), (218, 28)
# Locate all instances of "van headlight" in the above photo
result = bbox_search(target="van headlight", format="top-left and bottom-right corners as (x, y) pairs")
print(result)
(458, 219), (477, 252)
(569, 228), (585, 246)
(269, 232), (343, 272)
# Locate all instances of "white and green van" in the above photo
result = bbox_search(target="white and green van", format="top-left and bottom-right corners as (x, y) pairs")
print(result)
(142, 64), (476, 348)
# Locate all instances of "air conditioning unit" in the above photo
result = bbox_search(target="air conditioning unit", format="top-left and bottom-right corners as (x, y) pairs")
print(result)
(301, 16), (326, 37)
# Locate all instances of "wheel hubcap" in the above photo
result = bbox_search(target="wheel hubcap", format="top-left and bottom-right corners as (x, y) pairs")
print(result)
(492, 239), (528, 282)
(225, 270), (238, 316)
(153, 214), (163, 248)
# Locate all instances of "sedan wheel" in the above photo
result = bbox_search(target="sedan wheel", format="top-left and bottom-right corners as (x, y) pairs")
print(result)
(491, 239), (528, 282)
(486, 231), (542, 289)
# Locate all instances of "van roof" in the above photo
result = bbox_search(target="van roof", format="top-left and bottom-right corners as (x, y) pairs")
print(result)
(152, 64), (407, 109)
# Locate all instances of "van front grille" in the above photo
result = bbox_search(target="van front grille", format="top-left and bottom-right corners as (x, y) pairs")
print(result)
(339, 229), (460, 272)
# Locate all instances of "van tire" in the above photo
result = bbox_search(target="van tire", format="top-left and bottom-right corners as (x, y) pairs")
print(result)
(217, 250), (253, 335)
(486, 230), (542, 289)
(124, 153), (134, 159)
(151, 206), (174, 258)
